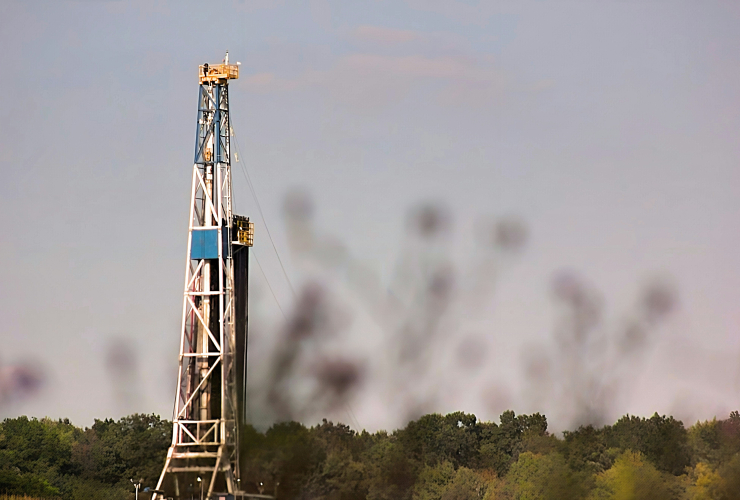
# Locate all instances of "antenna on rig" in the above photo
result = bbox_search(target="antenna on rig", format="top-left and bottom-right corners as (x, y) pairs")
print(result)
(153, 53), (255, 500)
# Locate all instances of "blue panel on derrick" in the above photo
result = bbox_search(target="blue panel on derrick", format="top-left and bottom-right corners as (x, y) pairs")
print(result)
(191, 229), (219, 259)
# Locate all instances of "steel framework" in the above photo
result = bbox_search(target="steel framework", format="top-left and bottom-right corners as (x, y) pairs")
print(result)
(154, 55), (252, 500)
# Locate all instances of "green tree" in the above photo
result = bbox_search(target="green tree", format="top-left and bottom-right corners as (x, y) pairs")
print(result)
(588, 451), (677, 500)
(440, 467), (490, 500)
(0, 416), (80, 498)
(400, 412), (481, 469)
(560, 425), (613, 474)
(365, 437), (417, 500)
(0, 468), (60, 498)
(685, 462), (723, 500)
(688, 412), (740, 468)
(604, 414), (690, 475)
(304, 419), (369, 500)
(715, 454), (740, 500)
(413, 461), (456, 500)
(498, 451), (587, 500)
(77, 413), (169, 490)
(305, 449), (366, 500)
(479, 412), (550, 477)
(241, 421), (319, 499)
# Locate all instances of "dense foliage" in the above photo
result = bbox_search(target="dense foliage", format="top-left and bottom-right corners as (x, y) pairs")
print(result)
(0, 414), (169, 500)
(2, 410), (740, 499)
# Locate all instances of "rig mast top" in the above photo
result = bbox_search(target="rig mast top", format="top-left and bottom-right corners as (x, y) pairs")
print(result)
(199, 51), (240, 84)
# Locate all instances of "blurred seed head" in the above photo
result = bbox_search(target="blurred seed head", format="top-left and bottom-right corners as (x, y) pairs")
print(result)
(551, 270), (603, 336)
(641, 279), (677, 322)
(523, 348), (552, 384)
(494, 216), (528, 252)
(428, 264), (455, 301)
(0, 361), (45, 407)
(541, 270), (680, 428)
(106, 338), (137, 377)
(551, 270), (586, 305)
(314, 358), (364, 400)
(105, 338), (140, 413)
(268, 282), (358, 421)
(407, 202), (451, 239)
(286, 283), (327, 341)
(283, 188), (314, 223)
(456, 335), (489, 371)
(619, 321), (647, 355)
(265, 191), (685, 431)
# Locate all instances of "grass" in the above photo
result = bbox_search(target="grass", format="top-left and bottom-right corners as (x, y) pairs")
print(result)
(0, 495), (45, 500)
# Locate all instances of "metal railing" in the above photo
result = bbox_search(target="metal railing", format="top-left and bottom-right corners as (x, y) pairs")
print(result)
(199, 64), (239, 83)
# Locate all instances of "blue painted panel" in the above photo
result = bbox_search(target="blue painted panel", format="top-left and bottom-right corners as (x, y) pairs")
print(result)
(191, 229), (219, 259)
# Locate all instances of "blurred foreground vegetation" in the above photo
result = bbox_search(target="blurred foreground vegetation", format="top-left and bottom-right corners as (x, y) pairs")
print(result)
(0, 495), (50, 500)
(1, 410), (739, 500)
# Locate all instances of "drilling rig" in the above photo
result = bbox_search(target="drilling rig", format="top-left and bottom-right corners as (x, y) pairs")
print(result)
(153, 53), (254, 500)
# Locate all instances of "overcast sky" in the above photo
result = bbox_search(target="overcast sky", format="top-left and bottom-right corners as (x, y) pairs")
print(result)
(1, 0), (739, 431)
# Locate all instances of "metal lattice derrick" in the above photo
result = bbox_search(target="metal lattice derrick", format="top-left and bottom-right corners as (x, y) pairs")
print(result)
(154, 54), (250, 500)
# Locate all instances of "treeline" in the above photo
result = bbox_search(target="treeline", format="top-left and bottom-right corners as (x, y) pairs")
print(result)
(2, 411), (740, 500)
(239, 411), (740, 500)
(0, 414), (168, 500)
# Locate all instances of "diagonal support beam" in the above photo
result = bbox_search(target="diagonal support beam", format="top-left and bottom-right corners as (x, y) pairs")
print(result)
(186, 295), (222, 351)
(176, 358), (220, 419)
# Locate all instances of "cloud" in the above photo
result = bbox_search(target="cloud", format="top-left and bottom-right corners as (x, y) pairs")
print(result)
(403, 0), (511, 26)
(232, 0), (286, 12)
(528, 78), (556, 93)
(341, 53), (467, 78)
(240, 53), (509, 109)
(352, 25), (420, 45)
(243, 72), (277, 92)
